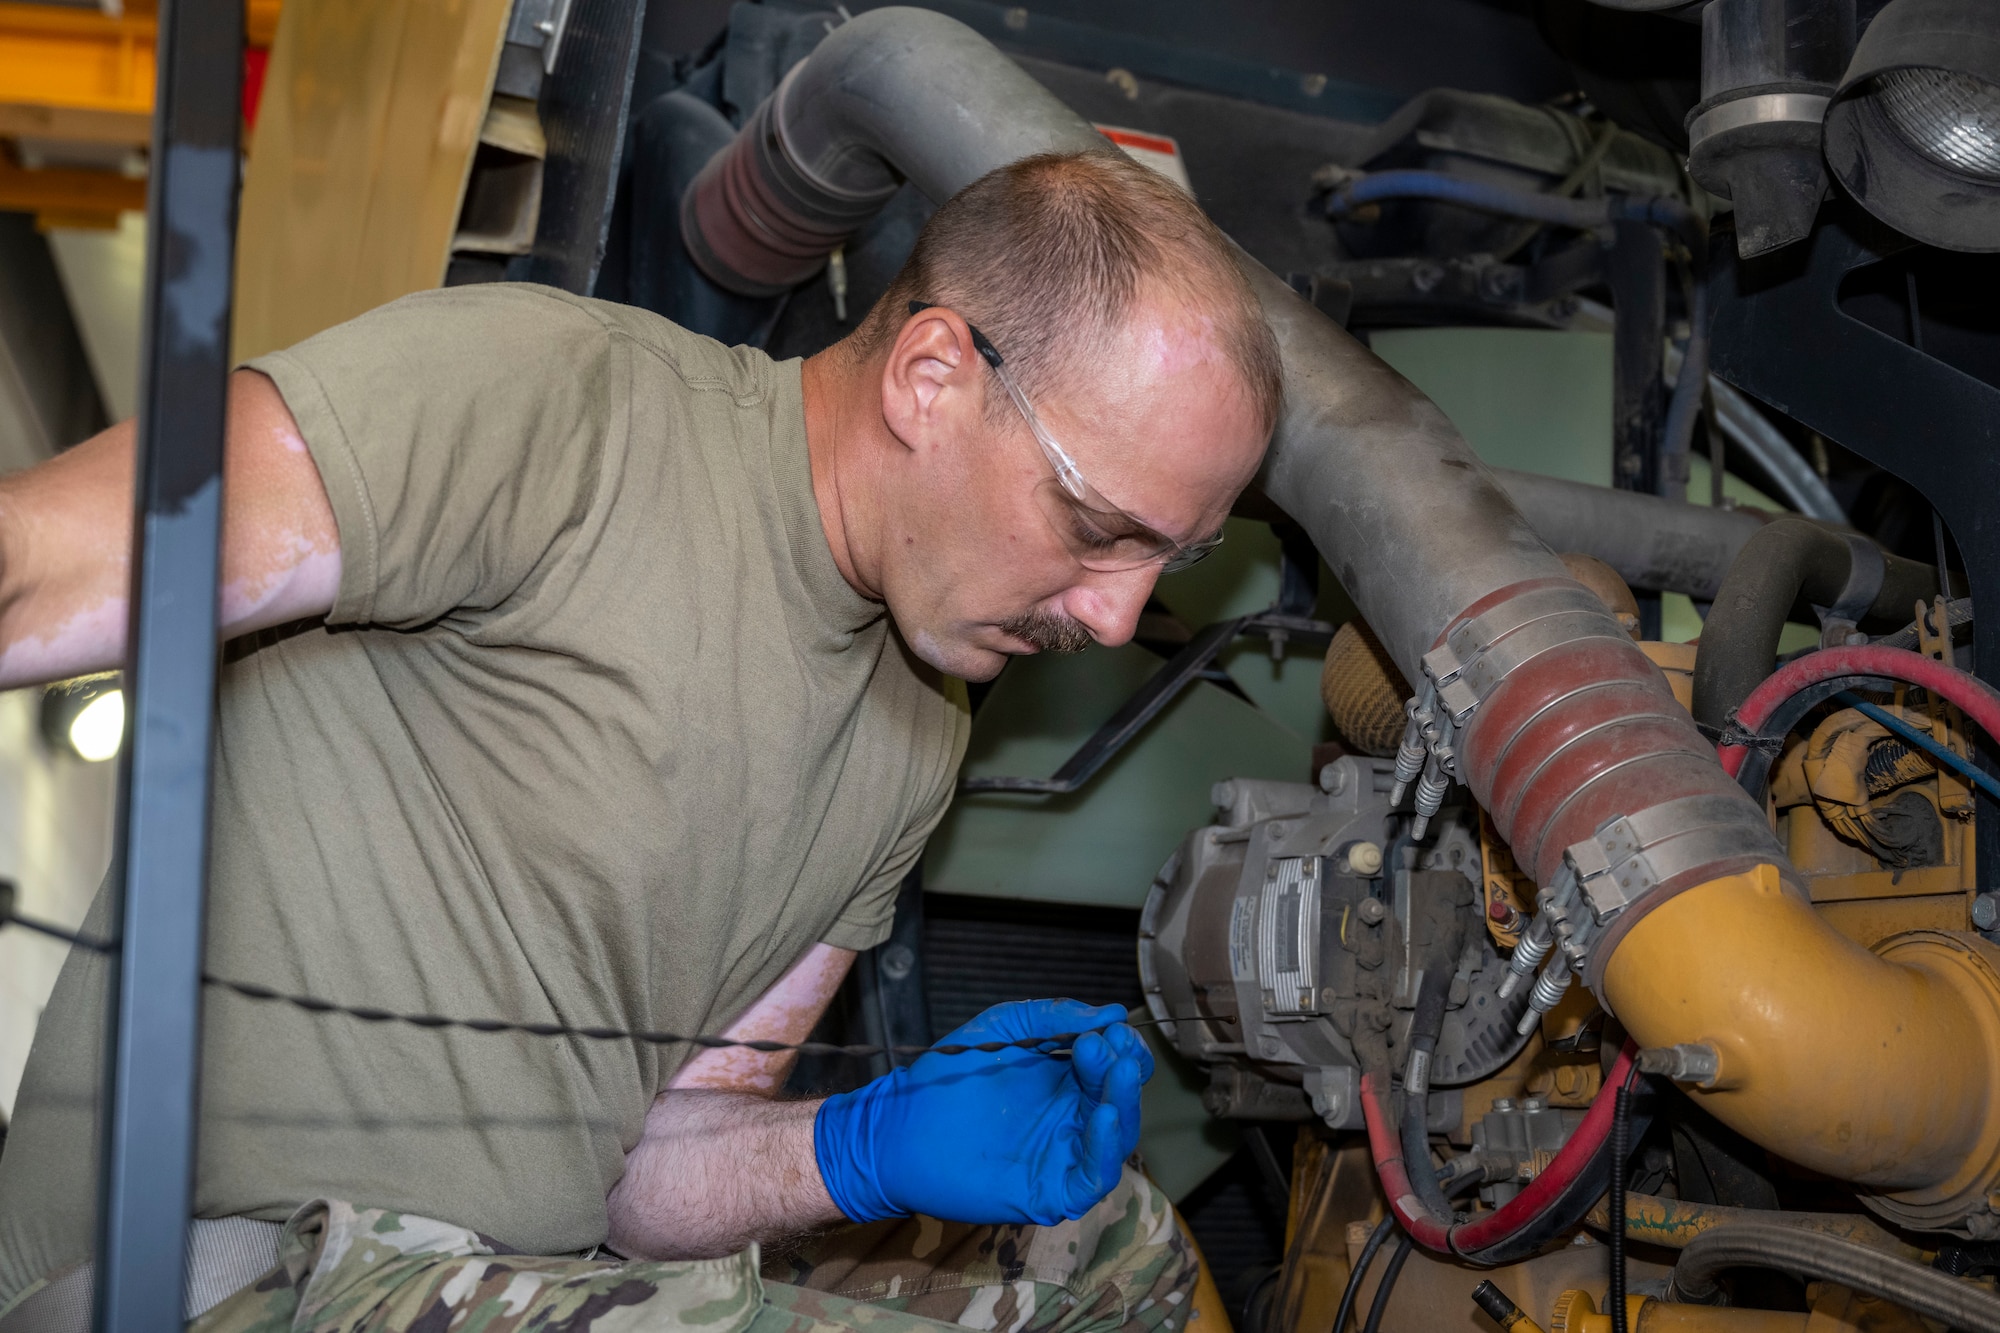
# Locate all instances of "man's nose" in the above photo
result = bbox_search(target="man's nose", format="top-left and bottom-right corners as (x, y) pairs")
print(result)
(1062, 566), (1160, 647)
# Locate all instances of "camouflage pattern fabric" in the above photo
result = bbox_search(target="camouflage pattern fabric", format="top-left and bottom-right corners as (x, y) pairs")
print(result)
(766, 1165), (1195, 1333)
(193, 1166), (1192, 1333)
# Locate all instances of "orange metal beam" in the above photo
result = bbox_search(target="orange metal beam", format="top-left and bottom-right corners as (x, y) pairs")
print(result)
(0, 3), (157, 145)
(0, 0), (280, 225)
(0, 0), (277, 146)
(0, 144), (146, 228)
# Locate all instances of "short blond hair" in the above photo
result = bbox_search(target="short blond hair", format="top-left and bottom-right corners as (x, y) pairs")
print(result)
(852, 151), (1282, 435)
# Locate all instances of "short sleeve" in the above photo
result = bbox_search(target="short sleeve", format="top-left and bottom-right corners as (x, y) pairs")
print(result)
(246, 284), (622, 629)
(820, 677), (971, 952)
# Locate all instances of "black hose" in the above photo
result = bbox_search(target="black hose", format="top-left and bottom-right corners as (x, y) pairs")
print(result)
(1657, 254), (1709, 506)
(1692, 517), (1937, 732)
(1669, 1224), (2000, 1329)
(1333, 1214), (1398, 1333)
(1729, 674), (1893, 800)
(1362, 1233), (1416, 1333)
(1400, 966), (1457, 1225)
(1609, 1086), (1632, 1333)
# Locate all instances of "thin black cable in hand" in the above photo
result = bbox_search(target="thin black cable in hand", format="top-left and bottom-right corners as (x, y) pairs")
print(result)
(0, 907), (1212, 1060)
(1334, 1213), (1398, 1333)
(1362, 1231), (1416, 1333)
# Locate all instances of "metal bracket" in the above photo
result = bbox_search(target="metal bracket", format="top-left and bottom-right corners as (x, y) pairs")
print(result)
(1422, 583), (1633, 728)
(507, 0), (576, 74)
(1564, 791), (1785, 921)
(1817, 531), (1887, 647)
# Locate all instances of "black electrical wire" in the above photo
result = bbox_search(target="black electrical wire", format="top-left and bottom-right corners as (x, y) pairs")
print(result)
(1609, 1085), (1633, 1333)
(0, 904), (1203, 1061)
(1362, 1232), (1416, 1333)
(1400, 965), (1458, 1225)
(1334, 1213), (1400, 1333)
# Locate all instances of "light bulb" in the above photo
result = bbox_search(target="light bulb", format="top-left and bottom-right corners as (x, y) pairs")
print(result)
(68, 689), (125, 762)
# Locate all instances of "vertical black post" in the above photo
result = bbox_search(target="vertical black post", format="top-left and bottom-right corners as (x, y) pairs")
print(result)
(1608, 218), (1672, 640)
(1609, 220), (1666, 499)
(93, 0), (242, 1326)
(1609, 219), (1667, 639)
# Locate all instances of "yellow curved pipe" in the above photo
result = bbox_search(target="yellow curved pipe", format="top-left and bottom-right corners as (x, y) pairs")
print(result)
(1601, 865), (2000, 1228)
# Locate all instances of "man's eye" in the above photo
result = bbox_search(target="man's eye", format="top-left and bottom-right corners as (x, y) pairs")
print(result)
(1069, 513), (1128, 552)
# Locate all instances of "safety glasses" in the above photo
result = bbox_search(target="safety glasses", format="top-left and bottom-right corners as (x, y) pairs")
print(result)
(910, 302), (1223, 574)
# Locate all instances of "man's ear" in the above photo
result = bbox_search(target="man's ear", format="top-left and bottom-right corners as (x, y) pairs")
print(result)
(880, 307), (981, 452)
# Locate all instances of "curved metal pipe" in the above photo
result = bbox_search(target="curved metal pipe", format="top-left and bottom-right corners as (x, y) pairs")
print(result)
(1494, 469), (1772, 600)
(676, 5), (2000, 1232)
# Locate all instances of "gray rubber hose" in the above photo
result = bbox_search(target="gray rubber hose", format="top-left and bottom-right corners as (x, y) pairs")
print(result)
(1668, 1223), (2000, 1329)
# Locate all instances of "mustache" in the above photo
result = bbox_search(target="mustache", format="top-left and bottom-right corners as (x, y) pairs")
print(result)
(998, 610), (1094, 654)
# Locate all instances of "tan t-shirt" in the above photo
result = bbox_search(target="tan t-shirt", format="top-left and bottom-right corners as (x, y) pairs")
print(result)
(0, 284), (969, 1300)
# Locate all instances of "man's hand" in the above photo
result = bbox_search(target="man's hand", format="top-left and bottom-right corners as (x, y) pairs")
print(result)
(813, 998), (1154, 1227)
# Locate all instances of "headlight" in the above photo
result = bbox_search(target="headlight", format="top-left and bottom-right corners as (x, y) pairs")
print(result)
(1824, 0), (2000, 252)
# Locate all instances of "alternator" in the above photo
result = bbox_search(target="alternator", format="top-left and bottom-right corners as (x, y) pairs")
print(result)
(1139, 756), (1535, 1130)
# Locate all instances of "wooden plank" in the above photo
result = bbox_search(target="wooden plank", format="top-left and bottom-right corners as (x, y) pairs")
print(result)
(232, 0), (512, 363)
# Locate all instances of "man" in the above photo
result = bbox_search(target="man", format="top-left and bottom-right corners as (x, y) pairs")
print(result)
(0, 148), (1280, 1331)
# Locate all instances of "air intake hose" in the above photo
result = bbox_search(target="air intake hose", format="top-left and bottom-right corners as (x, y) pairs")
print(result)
(679, 6), (2000, 1237)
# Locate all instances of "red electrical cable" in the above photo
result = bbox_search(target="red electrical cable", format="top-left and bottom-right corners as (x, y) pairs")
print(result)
(1719, 645), (2000, 778)
(1361, 1043), (1637, 1258)
(1360, 1069), (1452, 1250)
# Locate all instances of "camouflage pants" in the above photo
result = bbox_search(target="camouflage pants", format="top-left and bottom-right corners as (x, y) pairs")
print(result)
(193, 1165), (1194, 1333)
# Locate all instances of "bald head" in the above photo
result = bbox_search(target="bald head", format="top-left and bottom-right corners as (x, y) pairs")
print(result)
(805, 151), (1281, 681)
(854, 151), (1282, 435)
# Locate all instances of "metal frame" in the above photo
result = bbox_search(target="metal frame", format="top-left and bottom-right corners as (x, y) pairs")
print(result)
(960, 612), (1334, 795)
(92, 0), (241, 1326)
(1709, 199), (2000, 893)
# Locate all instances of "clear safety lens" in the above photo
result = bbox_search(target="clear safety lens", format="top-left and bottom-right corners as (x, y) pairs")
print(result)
(1031, 479), (1223, 573)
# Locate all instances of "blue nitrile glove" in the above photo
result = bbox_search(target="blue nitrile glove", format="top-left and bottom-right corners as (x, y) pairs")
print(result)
(814, 998), (1155, 1227)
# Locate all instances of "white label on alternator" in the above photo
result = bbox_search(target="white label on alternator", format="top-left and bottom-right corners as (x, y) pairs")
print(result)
(1229, 896), (1257, 982)
(1258, 857), (1322, 1014)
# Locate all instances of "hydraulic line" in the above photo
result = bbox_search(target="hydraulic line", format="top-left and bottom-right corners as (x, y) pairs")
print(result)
(1325, 170), (1705, 250)
(1362, 1233), (1415, 1333)
(1334, 1214), (1398, 1333)
(1583, 1193), (1916, 1256)
(1400, 967), (1457, 1226)
(1717, 644), (2000, 790)
(1361, 1043), (1641, 1262)
(1836, 690), (2000, 802)
(1667, 1224), (2000, 1329)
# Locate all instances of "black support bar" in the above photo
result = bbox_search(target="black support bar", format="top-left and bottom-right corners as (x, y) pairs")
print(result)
(960, 612), (1334, 795)
(93, 0), (243, 1326)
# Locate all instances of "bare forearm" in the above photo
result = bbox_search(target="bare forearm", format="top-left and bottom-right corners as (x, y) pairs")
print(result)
(606, 1089), (843, 1260)
(0, 371), (340, 690)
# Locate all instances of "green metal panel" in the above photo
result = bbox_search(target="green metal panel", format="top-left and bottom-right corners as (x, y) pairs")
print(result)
(1370, 327), (1614, 485)
(923, 638), (1314, 909)
(1137, 1031), (1241, 1201)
